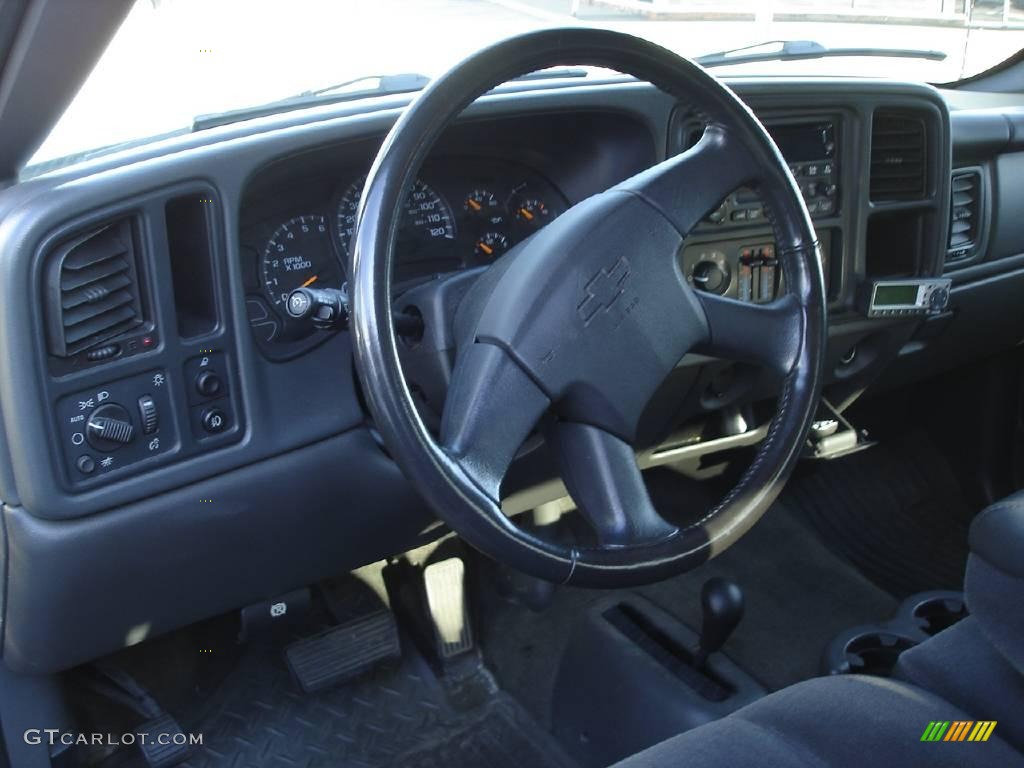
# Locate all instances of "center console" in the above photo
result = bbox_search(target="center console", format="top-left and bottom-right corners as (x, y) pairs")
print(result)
(695, 119), (840, 230)
(681, 230), (837, 303)
(676, 115), (845, 305)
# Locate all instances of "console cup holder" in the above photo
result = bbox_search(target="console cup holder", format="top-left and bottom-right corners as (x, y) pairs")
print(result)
(824, 627), (919, 677)
(823, 590), (968, 677)
(900, 591), (968, 638)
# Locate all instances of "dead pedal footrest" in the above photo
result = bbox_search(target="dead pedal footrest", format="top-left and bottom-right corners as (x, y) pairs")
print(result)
(285, 609), (400, 693)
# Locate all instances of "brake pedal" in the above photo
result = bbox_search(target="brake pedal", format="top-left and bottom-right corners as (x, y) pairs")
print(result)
(424, 557), (475, 660)
(284, 609), (400, 693)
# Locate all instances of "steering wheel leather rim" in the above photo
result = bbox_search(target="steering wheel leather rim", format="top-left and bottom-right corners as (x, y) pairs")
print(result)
(350, 28), (827, 587)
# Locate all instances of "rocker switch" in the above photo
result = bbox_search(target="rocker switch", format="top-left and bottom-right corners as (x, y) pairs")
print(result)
(138, 395), (159, 435)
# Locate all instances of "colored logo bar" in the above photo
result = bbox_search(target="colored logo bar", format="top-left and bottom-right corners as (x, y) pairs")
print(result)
(921, 721), (997, 742)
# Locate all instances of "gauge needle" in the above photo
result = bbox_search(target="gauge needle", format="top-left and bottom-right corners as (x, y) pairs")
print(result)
(518, 208), (534, 221)
(478, 242), (494, 256)
(467, 198), (482, 211)
(300, 275), (319, 288)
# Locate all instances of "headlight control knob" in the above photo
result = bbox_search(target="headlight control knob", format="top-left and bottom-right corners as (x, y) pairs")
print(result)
(86, 404), (135, 450)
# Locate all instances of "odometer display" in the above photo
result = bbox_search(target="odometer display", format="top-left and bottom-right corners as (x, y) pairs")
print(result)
(261, 215), (342, 308)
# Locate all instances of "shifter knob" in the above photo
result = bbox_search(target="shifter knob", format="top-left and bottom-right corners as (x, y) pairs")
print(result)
(694, 577), (744, 669)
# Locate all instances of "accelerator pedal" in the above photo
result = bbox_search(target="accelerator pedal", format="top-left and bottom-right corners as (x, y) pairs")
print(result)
(284, 609), (400, 693)
(424, 557), (475, 660)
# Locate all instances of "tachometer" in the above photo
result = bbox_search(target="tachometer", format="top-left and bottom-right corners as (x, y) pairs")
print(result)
(261, 215), (342, 308)
(335, 176), (456, 259)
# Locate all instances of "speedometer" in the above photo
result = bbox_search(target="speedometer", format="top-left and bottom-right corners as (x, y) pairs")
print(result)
(336, 176), (458, 280)
(261, 215), (342, 308)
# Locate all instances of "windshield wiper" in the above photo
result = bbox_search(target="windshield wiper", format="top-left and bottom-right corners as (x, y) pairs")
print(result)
(191, 73), (432, 131)
(696, 40), (946, 69)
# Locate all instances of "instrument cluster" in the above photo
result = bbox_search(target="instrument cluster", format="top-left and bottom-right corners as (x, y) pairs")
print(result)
(244, 156), (567, 351)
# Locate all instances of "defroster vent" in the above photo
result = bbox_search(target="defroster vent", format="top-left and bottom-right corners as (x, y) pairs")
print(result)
(45, 218), (144, 358)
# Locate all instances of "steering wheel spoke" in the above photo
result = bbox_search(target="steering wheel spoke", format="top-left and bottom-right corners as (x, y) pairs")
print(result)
(694, 290), (803, 375)
(619, 124), (757, 237)
(440, 342), (550, 499)
(546, 420), (678, 548)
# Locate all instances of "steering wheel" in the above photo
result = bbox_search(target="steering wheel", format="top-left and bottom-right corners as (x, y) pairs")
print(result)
(350, 28), (826, 588)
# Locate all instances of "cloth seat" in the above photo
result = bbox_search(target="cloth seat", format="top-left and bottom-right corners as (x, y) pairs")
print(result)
(614, 491), (1024, 768)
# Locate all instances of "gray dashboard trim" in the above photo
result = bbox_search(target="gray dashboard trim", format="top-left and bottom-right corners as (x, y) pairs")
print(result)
(0, 86), (675, 519)
(0, 78), (957, 519)
(0, 72), (990, 674)
(1, 426), (435, 674)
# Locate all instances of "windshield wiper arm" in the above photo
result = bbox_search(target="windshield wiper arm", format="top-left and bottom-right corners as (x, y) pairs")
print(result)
(191, 72), (431, 131)
(696, 40), (946, 69)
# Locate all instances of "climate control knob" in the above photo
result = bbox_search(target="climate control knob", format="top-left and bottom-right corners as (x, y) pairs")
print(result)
(692, 259), (730, 295)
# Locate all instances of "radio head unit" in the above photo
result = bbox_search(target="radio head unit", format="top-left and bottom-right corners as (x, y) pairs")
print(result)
(860, 278), (951, 318)
(698, 118), (839, 228)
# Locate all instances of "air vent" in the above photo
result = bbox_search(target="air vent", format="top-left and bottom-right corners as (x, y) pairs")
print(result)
(947, 169), (981, 262)
(870, 112), (927, 202)
(45, 219), (144, 358)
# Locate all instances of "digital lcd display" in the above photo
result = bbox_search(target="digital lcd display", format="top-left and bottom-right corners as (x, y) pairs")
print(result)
(767, 122), (835, 163)
(874, 284), (920, 306)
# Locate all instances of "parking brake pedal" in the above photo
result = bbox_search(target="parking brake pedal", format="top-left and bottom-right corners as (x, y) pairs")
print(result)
(424, 557), (475, 659)
(87, 663), (191, 768)
(285, 609), (400, 693)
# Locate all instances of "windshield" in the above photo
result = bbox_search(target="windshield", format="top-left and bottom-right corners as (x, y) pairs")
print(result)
(26, 0), (1024, 172)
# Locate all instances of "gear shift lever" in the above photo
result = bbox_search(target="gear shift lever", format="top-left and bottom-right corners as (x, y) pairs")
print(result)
(693, 577), (744, 670)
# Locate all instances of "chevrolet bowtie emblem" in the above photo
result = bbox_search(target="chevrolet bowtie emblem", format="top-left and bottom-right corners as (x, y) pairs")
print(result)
(577, 256), (631, 324)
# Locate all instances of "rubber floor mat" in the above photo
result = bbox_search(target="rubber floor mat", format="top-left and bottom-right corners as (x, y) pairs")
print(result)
(784, 431), (972, 597)
(393, 693), (576, 768)
(167, 645), (568, 768)
(127, 637), (575, 768)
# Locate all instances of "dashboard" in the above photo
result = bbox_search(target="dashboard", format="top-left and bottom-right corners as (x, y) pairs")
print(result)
(2, 74), (1024, 676)
(241, 153), (569, 354)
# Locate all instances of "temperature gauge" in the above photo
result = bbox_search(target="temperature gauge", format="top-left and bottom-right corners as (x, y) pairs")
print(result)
(512, 197), (550, 228)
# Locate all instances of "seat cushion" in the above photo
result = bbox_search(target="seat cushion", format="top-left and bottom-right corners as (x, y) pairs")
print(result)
(966, 492), (1024, 674)
(968, 490), (1024, 578)
(613, 674), (1024, 768)
(896, 617), (1024, 753)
